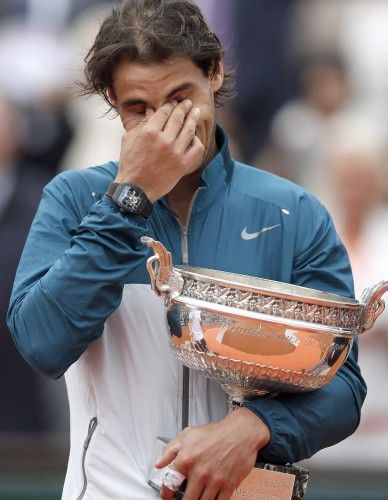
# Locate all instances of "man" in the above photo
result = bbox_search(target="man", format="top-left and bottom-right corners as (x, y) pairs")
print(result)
(7, 1), (366, 499)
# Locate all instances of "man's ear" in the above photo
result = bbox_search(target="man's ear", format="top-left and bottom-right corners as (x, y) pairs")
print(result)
(107, 88), (118, 109)
(211, 61), (224, 93)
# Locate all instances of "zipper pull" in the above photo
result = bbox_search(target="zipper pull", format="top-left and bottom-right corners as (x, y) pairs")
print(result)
(83, 417), (97, 449)
(181, 226), (189, 265)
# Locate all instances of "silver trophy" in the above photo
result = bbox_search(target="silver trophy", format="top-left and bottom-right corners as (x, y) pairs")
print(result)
(143, 237), (388, 498)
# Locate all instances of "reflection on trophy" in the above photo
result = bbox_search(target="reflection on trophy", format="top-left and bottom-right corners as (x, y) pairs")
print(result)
(143, 237), (388, 499)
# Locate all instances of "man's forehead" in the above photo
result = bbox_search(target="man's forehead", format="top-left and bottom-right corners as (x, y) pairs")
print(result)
(112, 57), (206, 93)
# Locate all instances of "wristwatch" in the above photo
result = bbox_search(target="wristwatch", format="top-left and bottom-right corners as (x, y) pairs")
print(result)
(106, 182), (153, 218)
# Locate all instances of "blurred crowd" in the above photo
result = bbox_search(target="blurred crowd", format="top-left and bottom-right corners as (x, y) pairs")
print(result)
(0, 0), (387, 480)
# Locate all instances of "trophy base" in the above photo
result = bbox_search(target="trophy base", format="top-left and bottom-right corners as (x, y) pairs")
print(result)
(148, 437), (309, 499)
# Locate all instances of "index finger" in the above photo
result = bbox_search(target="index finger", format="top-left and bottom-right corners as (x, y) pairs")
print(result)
(155, 438), (181, 469)
(147, 100), (178, 131)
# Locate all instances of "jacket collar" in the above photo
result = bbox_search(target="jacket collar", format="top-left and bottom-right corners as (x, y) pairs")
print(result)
(200, 125), (233, 190)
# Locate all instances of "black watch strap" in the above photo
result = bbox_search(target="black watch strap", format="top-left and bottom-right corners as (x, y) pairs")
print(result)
(106, 181), (120, 197)
(106, 182), (153, 218)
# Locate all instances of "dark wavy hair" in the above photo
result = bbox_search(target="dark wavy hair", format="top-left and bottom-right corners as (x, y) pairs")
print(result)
(81, 0), (235, 109)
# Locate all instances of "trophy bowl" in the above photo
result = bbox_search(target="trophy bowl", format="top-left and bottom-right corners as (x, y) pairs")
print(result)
(142, 238), (388, 402)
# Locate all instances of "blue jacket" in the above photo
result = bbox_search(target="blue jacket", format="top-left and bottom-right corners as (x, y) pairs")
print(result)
(8, 127), (366, 467)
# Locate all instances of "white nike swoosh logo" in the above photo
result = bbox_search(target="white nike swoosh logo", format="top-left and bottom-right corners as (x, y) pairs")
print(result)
(241, 224), (281, 241)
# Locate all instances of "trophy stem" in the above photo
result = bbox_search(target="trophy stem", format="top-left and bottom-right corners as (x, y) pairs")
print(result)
(222, 384), (270, 408)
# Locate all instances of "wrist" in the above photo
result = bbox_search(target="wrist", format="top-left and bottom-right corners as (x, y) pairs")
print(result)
(114, 175), (158, 203)
(106, 181), (153, 218)
(226, 407), (271, 452)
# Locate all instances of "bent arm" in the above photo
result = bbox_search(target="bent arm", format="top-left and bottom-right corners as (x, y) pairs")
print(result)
(245, 192), (367, 463)
(245, 345), (365, 463)
(7, 172), (149, 378)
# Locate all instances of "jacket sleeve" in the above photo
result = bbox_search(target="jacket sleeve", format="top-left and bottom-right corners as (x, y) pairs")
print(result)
(7, 172), (150, 379)
(244, 192), (367, 463)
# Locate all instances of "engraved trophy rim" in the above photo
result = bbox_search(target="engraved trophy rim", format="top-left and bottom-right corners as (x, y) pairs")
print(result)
(176, 265), (360, 307)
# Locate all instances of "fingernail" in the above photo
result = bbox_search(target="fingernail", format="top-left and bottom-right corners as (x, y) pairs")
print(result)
(184, 99), (192, 109)
(192, 107), (200, 119)
(171, 100), (178, 107)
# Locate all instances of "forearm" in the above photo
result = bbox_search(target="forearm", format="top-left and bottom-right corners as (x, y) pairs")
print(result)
(244, 345), (367, 464)
(7, 195), (149, 378)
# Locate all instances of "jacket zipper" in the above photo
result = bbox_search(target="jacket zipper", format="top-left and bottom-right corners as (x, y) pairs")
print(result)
(76, 417), (98, 500)
(177, 190), (200, 430)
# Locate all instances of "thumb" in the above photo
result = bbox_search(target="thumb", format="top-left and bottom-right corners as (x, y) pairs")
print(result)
(155, 440), (181, 469)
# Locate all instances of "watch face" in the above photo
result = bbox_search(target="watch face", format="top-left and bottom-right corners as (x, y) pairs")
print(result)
(118, 186), (142, 210)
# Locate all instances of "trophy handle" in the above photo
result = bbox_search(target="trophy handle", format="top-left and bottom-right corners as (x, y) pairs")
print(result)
(360, 281), (388, 333)
(141, 237), (183, 301)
